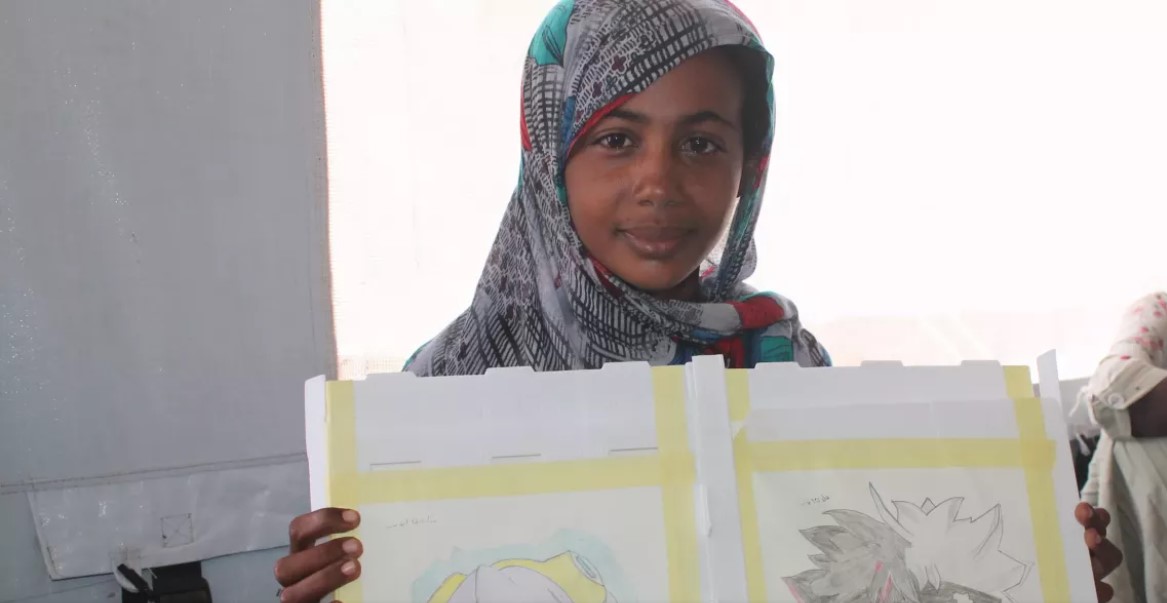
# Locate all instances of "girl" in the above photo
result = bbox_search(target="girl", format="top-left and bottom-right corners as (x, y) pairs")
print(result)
(276, 0), (1122, 600)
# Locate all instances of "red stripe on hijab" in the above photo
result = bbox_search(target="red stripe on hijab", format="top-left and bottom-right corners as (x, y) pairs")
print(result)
(566, 93), (634, 158)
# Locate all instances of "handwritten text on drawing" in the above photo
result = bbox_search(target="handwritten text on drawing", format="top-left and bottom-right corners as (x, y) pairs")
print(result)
(387, 515), (437, 530)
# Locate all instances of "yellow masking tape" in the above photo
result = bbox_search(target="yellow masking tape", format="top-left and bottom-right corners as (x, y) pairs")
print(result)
(324, 369), (701, 603)
(726, 368), (751, 423)
(325, 380), (363, 603)
(335, 454), (695, 503)
(731, 366), (1067, 601)
(725, 370), (768, 602)
(747, 438), (1055, 472)
(652, 366), (701, 603)
(326, 380), (358, 509)
(1004, 365), (1037, 402)
(1004, 366), (1070, 603)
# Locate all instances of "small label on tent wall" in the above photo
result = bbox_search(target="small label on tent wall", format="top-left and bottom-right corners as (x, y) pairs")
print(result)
(161, 513), (194, 548)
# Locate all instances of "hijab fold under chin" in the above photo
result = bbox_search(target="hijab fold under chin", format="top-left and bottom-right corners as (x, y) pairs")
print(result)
(406, 0), (831, 376)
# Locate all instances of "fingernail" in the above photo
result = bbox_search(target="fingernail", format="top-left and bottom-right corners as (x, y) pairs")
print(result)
(342, 561), (357, 576)
(343, 539), (360, 554)
(342, 510), (359, 523)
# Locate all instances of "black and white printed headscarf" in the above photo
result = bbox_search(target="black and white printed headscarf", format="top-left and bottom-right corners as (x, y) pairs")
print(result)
(406, 0), (830, 376)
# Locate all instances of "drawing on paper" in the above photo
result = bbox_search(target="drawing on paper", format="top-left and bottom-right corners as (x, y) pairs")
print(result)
(423, 551), (616, 603)
(784, 483), (1031, 603)
(411, 529), (632, 603)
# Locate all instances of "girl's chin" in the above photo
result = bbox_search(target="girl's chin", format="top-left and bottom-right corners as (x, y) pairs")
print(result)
(616, 268), (701, 300)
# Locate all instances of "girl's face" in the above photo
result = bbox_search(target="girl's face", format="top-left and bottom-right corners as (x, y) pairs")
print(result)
(565, 49), (747, 300)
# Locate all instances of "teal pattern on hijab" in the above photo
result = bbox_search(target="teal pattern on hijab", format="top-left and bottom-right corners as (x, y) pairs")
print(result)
(529, 0), (573, 66)
(407, 0), (830, 375)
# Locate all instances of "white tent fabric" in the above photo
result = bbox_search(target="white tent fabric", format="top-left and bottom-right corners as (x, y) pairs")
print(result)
(0, 0), (331, 594)
(324, 0), (1167, 381)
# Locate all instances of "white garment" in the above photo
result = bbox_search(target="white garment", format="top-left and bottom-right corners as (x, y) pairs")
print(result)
(1081, 291), (1167, 603)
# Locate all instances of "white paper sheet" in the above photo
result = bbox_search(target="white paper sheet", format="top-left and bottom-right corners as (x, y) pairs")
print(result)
(741, 366), (1097, 603)
(746, 398), (1023, 442)
(353, 363), (658, 470)
(755, 467), (1040, 602)
(688, 356), (748, 603)
(307, 357), (1095, 602)
(306, 375), (328, 511)
(358, 487), (669, 603)
(747, 360), (1010, 409)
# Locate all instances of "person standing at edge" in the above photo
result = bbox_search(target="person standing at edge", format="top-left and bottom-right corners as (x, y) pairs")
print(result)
(1082, 291), (1167, 602)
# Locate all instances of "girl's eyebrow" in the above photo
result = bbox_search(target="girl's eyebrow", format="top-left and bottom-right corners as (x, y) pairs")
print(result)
(604, 108), (738, 129)
(680, 110), (739, 129)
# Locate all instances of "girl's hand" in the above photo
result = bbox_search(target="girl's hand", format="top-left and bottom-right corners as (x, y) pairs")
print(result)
(274, 508), (363, 603)
(1076, 502), (1122, 602)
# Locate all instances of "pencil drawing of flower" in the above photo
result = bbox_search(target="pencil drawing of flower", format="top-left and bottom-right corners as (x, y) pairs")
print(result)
(870, 484), (1030, 600)
(783, 483), (1030, 603)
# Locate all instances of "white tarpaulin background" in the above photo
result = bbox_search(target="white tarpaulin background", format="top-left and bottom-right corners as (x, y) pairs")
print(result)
(324, 0), (1167, 381)
(0, 0), (331, 598)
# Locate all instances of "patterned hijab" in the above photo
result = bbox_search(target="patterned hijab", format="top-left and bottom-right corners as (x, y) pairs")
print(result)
(406, 0), (830, 376)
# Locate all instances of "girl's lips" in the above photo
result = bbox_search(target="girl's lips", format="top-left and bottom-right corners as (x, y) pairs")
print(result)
(618, 226), (692, 259)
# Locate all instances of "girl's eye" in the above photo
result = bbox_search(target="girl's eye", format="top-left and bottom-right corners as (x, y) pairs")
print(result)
(595, 133), (633, 150)
(682, 136), (722, 155)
